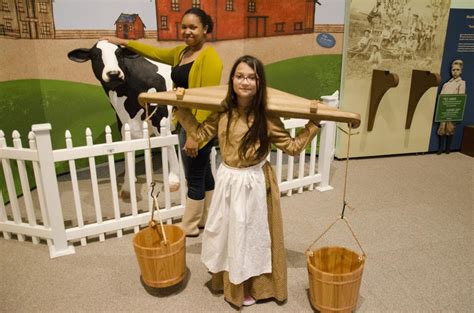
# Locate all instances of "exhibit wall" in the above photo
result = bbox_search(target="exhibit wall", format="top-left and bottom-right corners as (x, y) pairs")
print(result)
(0, 0), (344, 201)
(0, 0), (344, 147)
(336, 0), (451, 158)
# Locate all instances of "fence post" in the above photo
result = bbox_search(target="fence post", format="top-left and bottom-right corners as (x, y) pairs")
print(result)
(31, 124), (75, 258)
(317, 94), (339, 192)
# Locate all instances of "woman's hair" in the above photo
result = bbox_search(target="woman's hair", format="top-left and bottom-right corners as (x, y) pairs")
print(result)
(225, 55), (269, 160)
(183, 8), (214, 33)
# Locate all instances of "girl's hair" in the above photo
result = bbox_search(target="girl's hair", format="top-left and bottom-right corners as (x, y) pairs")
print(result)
(225, 55), (269, 160)
(183, 8), (214, 33)
(451, 59), (463, 69)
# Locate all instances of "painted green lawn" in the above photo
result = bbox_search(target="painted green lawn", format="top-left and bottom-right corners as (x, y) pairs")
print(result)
(265, 55), (342, 152)
(0, 79), (119, 203)
(266, 54), (342, 100)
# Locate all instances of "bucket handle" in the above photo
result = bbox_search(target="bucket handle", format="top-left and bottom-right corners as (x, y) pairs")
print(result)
(150, 182), (168, 245)
(306, 216), (366, 259)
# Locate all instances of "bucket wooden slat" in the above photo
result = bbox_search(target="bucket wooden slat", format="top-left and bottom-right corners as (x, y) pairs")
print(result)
(307, 246), (365, 313)
(133, 224), (186, 288)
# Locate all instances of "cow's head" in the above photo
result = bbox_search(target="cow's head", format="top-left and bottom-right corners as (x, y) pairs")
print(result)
(68, 40), (139, 89)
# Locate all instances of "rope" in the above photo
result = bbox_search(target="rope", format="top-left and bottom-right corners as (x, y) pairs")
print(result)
(337, 123), (359, 218)
(307, 217), (339, 251)
(306, 122), (366, 258)
(342, 217), (366, 257)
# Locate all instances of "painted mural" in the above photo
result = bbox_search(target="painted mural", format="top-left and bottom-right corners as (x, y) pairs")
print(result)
(0, 0), (55, 39)
(1, 0), (345, 202)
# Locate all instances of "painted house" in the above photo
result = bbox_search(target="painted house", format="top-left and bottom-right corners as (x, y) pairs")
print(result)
(115, 13), (145, 40)
(156, 0), (317, 41)
(0, 0), (55, 39)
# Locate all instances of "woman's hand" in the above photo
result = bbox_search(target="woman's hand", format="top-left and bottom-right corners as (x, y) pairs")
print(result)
(183, 137), (199, 158)
(100, 36), (129, 47)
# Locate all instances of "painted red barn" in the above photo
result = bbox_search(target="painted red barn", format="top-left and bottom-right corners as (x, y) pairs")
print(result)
(156, 0), (316, 41)
(115, 13), (145, 40)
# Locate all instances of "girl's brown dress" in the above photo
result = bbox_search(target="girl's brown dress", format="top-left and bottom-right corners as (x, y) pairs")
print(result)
(175, 104), (320, 307)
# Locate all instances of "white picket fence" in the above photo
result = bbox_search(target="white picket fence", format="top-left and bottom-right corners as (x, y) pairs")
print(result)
(0, 117), (336, 258)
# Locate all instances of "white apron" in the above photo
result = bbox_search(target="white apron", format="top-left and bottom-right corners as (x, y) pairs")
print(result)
(201, 160), (272, 285)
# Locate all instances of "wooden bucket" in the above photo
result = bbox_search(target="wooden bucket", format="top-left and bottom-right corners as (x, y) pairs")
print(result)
(133, 222), (186, 288)
(306, 246), (365, 313)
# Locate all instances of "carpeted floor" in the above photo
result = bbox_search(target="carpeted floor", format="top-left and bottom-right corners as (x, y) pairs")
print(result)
(1, 152), (472, 312)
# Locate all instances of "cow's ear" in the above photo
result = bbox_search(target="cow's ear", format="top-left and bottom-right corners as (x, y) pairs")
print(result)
(68, 49), (92, 63)
(122, 48), (140, 59)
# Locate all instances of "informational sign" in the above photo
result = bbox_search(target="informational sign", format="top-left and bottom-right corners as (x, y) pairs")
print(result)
(316, 33), (336, 48)
(434, 94), (467, 122)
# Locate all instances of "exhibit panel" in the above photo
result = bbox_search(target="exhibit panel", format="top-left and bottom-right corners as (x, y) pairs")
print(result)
(337, 0), (451, 158)
(428, 7), (474, 153)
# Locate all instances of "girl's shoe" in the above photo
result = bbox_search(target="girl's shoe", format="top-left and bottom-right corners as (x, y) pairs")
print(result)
(243, 295), (256, 306)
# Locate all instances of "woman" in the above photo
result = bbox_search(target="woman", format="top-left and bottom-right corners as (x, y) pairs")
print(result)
(174, 56), (320, 307)
(104, 8), (223, 237)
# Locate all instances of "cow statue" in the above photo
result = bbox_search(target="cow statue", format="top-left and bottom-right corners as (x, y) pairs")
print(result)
(68, 40), (180, 198)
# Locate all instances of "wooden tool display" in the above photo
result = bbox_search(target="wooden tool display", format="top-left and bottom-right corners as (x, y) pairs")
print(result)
(405, 70), (441, 129)
(139, 85), (361, 128)
(368, 70), (399, 131)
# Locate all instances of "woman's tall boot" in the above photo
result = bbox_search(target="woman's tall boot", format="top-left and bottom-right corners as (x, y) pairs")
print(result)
(180, 198), (204, 237)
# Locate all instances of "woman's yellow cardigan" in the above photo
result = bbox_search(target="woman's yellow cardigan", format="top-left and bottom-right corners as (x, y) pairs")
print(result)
(127, 41), (223, 148)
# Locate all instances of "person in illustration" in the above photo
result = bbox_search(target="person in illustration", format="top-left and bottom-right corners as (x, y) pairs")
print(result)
(410, 13), (421, 35)
(405, 34), (418, 60)
(173, 55), (321, 308)
(350, 29), (372, 54)
(368, 43), (382, 68)
(381, 24), (392, 48)
(437, 59), (466, 154)
(103, 7), (223, 237)
(391, 19), (403, 42)
(397, 35), (408, 60)
(367, 0), (383, 27)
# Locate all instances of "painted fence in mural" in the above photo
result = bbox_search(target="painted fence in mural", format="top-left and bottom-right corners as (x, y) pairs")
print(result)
(0, 118), (336, 258)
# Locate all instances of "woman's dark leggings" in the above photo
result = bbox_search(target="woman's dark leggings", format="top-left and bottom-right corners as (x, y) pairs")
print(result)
(179, 128), (215, 200)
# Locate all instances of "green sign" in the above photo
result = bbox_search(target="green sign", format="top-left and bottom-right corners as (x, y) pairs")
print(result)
(434, 94), (467, 122)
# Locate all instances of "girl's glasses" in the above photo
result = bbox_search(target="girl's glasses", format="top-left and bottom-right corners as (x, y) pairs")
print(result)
(233, 73), (258, 83)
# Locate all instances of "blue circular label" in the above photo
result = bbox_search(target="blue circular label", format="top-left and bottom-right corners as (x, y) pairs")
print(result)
(316, 33), (336, 48)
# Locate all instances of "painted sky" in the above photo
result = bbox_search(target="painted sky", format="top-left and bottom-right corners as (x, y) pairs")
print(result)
(315, 0), (346, 24)
(53, 0), (346, 30)
(53, 0), (157, 30)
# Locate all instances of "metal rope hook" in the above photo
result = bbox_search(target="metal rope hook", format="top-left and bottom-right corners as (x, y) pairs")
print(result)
(149, 182), (159, 222)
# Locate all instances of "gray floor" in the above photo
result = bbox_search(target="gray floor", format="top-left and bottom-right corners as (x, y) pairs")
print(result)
(1, 152), (472, 312)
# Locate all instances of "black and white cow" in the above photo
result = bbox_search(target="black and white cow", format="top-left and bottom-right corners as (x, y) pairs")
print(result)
(68, 40), (180, 198)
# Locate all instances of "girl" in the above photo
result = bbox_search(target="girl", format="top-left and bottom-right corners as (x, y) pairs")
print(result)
(437, 59), (466, 154)
(174, 55), (320, 307)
